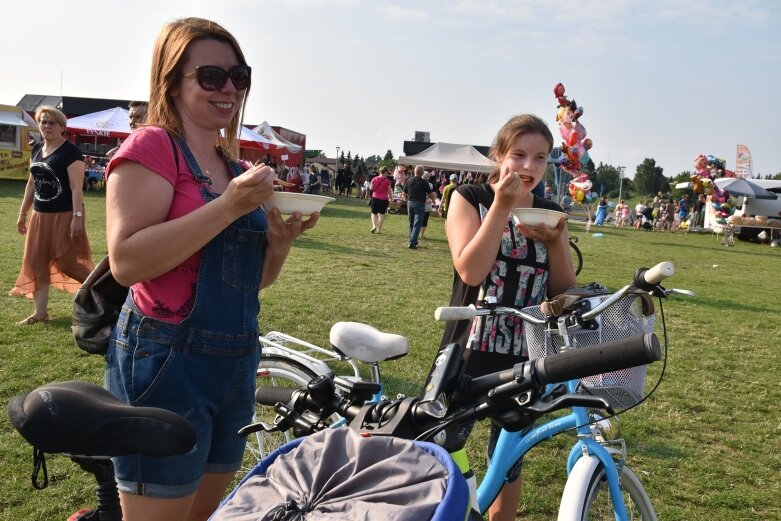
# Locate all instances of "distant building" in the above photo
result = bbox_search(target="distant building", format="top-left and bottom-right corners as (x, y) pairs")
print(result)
(403, 130), (490, 157)
(17, 94), (132, 119)
(15, 94), (305, 163)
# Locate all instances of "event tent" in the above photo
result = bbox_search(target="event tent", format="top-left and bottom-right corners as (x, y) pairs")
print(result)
(66, 107), (132, 138)
(397, 142), (495, 173)
(236, 126), (277, 149)
(252, 121), (302, 152)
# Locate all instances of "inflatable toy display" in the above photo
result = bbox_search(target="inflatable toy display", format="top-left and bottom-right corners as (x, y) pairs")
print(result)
(554, 83), (595, 204)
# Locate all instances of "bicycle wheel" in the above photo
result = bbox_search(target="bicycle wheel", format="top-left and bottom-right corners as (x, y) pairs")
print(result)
(558, 457), (656, 520)
(570, 238), (583, 276)
(245, 357), (318, 466)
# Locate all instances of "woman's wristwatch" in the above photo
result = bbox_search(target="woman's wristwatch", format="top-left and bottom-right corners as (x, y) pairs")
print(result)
(73, 211), (83, 218)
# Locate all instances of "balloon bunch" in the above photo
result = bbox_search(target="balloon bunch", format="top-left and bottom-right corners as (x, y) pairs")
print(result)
(690, 153), (727, 195)
(691, 153), (736, 220)
(554, 83), (597, 204)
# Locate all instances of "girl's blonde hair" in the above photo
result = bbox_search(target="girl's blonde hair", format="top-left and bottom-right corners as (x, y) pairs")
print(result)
(147, 17), (249, 161)
(487, 114), (553, 183)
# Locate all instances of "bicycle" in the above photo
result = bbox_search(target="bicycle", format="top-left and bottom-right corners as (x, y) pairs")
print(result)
(6, 320), (658, 520)
(251, 235), (578, 460)
(249, 322), (410, 462)
(250, 262), (692, 519)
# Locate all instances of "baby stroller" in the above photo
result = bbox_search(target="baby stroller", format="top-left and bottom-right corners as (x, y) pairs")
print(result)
(210, 428), (471, 520)
(388, 196), (407, 215)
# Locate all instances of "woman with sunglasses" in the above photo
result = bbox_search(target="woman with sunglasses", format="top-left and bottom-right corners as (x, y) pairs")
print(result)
(10, 105), (94, 325)
(103, 18), (318, 521)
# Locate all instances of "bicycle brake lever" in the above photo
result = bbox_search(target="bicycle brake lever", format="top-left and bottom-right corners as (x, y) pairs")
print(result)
(237, 421), (280, 438)
(525, 393), (614, 416)
(665, 288), (696, 298)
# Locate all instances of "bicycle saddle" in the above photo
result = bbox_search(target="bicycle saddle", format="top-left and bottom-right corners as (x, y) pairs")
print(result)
(8, 380), (196, 458)
(329, 322), (409, 363)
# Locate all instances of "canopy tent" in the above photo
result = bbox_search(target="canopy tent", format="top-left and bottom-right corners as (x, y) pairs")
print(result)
(252, 121), (302, 152)
(66, 107), (131, 139)
(397, 142), (495, 173)
(236, 126), (277, 150)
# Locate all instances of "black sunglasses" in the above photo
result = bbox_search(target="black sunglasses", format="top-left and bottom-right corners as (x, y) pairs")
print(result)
(183, 65), (252, 91)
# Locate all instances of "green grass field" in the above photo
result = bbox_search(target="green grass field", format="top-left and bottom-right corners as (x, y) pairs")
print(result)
(1, 179), (779, 520)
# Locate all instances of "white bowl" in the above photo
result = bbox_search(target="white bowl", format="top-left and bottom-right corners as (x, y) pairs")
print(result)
(264, 192), (335, 216)
(510, 208), (567, 228)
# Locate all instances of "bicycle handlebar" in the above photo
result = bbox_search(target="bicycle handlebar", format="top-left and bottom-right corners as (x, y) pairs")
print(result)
(255, 386), (299, 407)
(255, 332), (662, 438)
(535, 333), (660, 385)
(435, 261), (677, 325)
(637, 261), (674, 286)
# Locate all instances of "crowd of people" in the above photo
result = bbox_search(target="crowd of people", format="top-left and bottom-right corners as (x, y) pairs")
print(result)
(585, 192), (706, 233)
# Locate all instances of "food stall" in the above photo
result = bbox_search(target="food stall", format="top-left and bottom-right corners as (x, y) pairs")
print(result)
(0, 104), (39, 180)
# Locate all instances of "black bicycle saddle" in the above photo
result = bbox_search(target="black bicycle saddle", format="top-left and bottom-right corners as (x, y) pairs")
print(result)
(8, 380), (196, 457)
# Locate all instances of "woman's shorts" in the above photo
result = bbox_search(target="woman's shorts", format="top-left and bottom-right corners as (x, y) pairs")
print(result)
(105, 306), (261, 498)
(370, 198), (390, 214)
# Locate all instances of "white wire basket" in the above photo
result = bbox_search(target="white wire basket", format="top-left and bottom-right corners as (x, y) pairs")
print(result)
(523, 294), (656, 409)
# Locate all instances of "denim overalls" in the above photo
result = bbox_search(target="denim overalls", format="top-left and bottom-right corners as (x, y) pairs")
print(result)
(106, 136), (266, 498)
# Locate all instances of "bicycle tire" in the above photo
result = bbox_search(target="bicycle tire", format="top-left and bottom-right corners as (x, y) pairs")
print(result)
(558, 456), (657, 521)
(245, 357), (319, 466)
(570, 239), (583, 276)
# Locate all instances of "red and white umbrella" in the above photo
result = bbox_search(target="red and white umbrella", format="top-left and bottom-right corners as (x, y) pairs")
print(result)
(66, 107), (132, 139)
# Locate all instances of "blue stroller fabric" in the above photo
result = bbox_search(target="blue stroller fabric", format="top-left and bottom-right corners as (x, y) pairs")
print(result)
(210, 428), (470, 520)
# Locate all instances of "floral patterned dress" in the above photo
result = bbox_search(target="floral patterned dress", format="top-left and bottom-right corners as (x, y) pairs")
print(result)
(439, 183), (563, 377)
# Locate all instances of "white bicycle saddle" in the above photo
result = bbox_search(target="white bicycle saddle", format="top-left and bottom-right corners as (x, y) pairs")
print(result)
(329, 322), (409, 363)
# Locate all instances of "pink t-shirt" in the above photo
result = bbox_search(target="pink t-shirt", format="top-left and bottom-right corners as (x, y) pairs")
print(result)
(106, 126), (206, 323)
(370, 175), (391, 201)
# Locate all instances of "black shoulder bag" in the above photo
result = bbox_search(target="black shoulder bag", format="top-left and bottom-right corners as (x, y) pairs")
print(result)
(72, 134), (180, 354)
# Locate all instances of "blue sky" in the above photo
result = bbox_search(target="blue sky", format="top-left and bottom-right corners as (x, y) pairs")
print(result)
(2, 0), (779, 178)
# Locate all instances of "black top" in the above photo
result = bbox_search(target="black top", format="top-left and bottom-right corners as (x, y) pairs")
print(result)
(30, 140), (84, 213)
(440, 183), (563, 377)
(404, 175), (433, 202)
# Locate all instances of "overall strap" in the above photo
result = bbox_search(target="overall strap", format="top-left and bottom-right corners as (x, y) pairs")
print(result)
(167, 132), (180, 171)
(173, 136), (213, 186)
(174, 136), (244, 184)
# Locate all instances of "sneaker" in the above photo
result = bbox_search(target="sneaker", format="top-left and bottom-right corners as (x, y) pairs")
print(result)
(408, 244), (417, 249)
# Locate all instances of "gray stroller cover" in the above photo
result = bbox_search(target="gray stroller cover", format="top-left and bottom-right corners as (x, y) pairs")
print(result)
(210, 428), (469, 520)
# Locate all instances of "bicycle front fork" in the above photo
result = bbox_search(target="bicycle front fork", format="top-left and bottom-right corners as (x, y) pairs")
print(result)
(567, 439), (631, 520)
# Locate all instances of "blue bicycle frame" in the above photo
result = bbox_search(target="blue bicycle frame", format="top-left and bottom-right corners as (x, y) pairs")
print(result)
(475, 378), (632, 519)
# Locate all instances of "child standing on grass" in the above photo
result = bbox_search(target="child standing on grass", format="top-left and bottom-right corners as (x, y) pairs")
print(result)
(440, 114), (576, 520)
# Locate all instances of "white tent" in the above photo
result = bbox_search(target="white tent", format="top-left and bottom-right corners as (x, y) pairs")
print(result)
(235, 126), (276, 149)
(252, 121), (302, 152)
(67, 107), (132, 138)
(398, 142), (495, 173)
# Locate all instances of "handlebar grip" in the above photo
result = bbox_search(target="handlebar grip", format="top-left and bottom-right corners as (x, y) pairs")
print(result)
(255, 386), (297, 406)
(434, 305), (477, 322)
(639, 262), (674, 285)
(534, 333), (661, 386)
